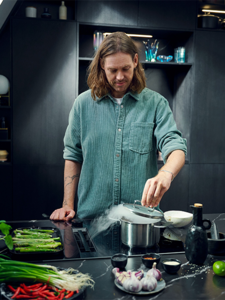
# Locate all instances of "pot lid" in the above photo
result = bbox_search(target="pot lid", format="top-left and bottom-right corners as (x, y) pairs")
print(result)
(123, 200), (164, 220)
(197, 13), (221, 19)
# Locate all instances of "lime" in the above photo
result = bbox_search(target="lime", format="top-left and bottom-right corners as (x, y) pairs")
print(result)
(213, 261), (225, 277)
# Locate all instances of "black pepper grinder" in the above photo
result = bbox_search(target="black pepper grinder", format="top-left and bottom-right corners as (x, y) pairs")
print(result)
(185, 203), (211, 265)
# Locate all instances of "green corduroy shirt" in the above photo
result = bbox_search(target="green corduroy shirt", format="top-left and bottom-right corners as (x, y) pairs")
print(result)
(63, 88), (187, 219)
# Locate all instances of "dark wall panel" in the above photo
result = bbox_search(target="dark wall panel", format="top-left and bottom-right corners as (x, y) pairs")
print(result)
(12, 18), (77, 220)
(12, 18), (77, 166)
(0, 167), (13, 221)
(13, 165), (63, 220)
(173, 67), (194, 162)
(191, 31), (225, 163)
(189, 164), (225, 214)
(138, 0), (196, 30)
(0, 23), (11, 80)
(77, 0), (138, 26)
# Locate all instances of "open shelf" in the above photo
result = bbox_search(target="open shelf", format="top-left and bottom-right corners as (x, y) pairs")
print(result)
(0, 162), (12, 166)
(79, 57), (193, 68)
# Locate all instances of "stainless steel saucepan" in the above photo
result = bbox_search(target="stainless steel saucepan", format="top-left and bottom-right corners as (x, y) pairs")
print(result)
(118, 201), (169, 248)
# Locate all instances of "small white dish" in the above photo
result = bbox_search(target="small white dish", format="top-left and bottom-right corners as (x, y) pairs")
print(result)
(164, 210), (193, 227)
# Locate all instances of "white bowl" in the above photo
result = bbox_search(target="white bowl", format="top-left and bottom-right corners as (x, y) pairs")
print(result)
(164, 210), (193, 227)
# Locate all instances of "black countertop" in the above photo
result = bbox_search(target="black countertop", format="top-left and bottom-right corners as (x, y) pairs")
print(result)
(40, 253), (225, 300)
(1, 213), (225, 299)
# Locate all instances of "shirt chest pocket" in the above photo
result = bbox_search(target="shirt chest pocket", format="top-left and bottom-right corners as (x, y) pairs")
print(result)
(129, 122), (154, 154)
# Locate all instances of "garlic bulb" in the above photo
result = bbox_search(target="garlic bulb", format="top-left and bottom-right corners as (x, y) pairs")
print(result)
(122, 273), (142, 293)
(141, 274), (157, 291)
(147, 262), (162, 281)
(115, 271), (131, 285)
(112, 267), (120, 275)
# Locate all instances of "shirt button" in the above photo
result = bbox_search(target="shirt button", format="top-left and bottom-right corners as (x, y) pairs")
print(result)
(116, 154), (120, 157)
(118, 129), (121, 132)
(115, 179), (119, 182)
(121, 105), (123, 108)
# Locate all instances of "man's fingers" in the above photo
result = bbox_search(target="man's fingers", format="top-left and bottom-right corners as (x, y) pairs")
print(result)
(50, 208), (67, 220)
(146, 183), (157, 207)
(150, 183), (163, 207)
(141, 180), (151, 206)
(65, 210), (75, 221)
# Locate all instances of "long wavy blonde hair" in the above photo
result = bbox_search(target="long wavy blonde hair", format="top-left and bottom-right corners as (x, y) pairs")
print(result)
(87, 32), (146, 100)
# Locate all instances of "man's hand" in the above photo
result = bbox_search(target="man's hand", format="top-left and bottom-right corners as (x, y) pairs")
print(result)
(141, 172), (172, 208)
(50, 205), (75, 221)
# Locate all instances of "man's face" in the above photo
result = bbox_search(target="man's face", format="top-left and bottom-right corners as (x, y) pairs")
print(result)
(101, 52), (138, 98)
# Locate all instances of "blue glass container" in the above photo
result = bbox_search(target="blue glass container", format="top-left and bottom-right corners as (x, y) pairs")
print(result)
(157, 55), (173, 62)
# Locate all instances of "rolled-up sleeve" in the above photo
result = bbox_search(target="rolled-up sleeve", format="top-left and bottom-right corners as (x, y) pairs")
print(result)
(154, 97), (187, 163)
(63, 100), (83, 163)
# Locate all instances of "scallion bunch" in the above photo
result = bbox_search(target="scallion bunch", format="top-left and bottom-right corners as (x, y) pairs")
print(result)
(0, 254), (94, 291)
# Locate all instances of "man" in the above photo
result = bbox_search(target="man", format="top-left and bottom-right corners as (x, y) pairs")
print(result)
(50, 32), (186, 221)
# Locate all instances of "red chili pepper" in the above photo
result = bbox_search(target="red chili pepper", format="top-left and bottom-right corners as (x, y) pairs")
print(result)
(65, 291), (74, 298)
(7, 285), (16, 293)
(11, 287), (20, 299)
(15, 295), (37, 299)
(30, 287), (44, 293)
(42, 290), (55, 297)
(20, 284), (31, 293)
(76, 290), (79, 294)
(39, 284), (48, 292)
(58, 292), (64, 300)
(59, 289), (66, 293)
(20, 287), (28, 295)
(27, 283), (43, 289)
(38, 292), (48, 299)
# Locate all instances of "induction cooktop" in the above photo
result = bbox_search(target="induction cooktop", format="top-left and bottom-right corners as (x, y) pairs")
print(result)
(0, 219), (185, 261)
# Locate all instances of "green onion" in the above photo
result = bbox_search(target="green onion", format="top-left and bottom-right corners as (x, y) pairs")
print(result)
(0, 254), (94, 291)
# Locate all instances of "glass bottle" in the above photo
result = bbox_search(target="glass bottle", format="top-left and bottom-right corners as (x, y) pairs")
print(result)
(59, 1), (67, 20)
(185, 203), (211, 265)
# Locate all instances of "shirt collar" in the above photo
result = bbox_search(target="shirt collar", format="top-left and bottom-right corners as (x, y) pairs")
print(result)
(96, 90), (140, 102)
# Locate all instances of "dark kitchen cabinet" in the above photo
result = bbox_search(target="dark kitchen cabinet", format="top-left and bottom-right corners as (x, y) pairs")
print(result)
(160, 164), (190, 213)
(138, 0), (197, 30)
(191, 30), (225, 164)
(189, 163), (225, 214)
(12, 18), (77, 219)
(13, 165), (63, 220)
(0, 166), (13, 220)
(76, 0), (138, 26)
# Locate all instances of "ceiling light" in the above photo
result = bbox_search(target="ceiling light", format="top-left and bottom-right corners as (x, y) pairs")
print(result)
(0, 0), (4, 5)
(103, 32), (153, 38)
(202, 9), (225, 14)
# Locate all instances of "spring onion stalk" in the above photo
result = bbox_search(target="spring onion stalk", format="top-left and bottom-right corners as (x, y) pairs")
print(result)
(14, 229), (54, 233)
(15, 242), (62, 251)
(14, 229), (53, 236)
(12, 237), (60, 242)
(0, 255), (94, 291)
(14, 248), (59, 252)
(13, 235), (52, 239)
(13, 242), (62, 247)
